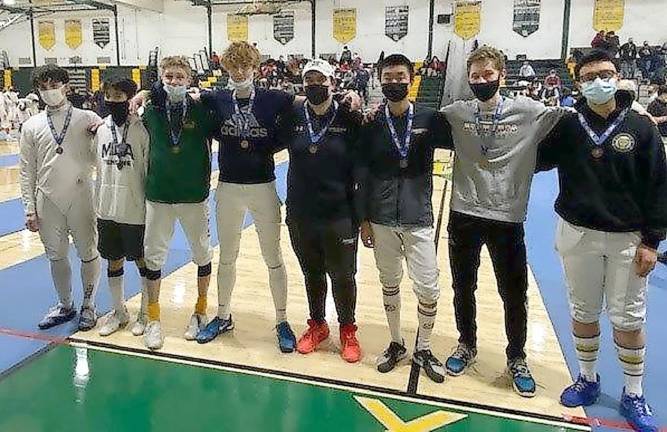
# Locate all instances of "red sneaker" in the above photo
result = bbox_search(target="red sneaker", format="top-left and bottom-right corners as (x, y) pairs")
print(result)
(340, 324), (361, 363)
(296, 319), (330, 354)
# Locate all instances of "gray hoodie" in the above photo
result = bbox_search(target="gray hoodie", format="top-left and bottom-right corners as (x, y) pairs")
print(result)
(442, 96), (567, 223)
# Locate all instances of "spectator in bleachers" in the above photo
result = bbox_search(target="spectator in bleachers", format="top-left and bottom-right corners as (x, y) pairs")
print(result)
(340, 45), (352, 63)
(591, 30), (606, 49)
(639, 41), (653, 80)
(352, 64), (371, 104)
(519, 61), (536, 79)
(619, 38), (638, 78)
(540, 84), (561, 107)
(605, 31), (620, 57)
(352, 52), (362, 70)
(559, 87), (576, 107)
(647, 85), (667, 137)
(543, 69), (561, 88)
(210, 51), (220, 70)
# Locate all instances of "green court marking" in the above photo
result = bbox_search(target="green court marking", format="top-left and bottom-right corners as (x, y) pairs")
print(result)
(0, 345), (583, 432)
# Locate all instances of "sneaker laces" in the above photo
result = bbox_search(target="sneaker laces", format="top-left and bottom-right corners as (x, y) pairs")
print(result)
(509, 359), (532, 379)
(277, 322), (293, 339)
(571, 376), (592, 392)
(80, 307), (95, 321)
(628, 395), (653, 416)
(387, 342), (405, 357)
(342, 330), (359, 347)
(421, 350), (443, 367)
(452, 344), (473, 362)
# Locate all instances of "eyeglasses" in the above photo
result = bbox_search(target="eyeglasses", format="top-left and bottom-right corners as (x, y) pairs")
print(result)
(579, 70), (616, 83)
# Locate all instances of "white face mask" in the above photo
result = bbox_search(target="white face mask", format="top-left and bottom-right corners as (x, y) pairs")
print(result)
(163, 83), (187, 102)
(39, 87), (66, 107)
(581, 77), (618, 105)
(228, 76), (254, 92)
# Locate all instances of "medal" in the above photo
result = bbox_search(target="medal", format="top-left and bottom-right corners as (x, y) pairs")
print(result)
(47, 105), (73, 156)
(304, 101), (339, 155)
(591, 148), (604, 159)
(478, 157), (491, 169)
(166, 98), (188, 153)
(385, 103), (414, 168)
(110, 118), (130, 158)
(475, 97), (504, 161)
(233, 89), (255, 149)
(578, 108), (629, 159)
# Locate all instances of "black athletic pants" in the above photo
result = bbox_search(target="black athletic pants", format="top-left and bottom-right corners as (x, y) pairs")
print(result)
(448, 211), (528, 360)
(288, 217), (358, 325)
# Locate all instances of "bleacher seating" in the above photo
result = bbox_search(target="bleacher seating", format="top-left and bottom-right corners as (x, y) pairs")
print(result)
(504, 59), (573, 90)
(416, 76), (445, 110)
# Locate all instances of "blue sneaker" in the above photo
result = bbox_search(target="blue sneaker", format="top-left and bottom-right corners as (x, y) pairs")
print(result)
(508, 357), (536, 398)
(445, 344), (477, 376)
(276, 321), (296, 353)
(620, 390), (659, 432)
(560, 374), (601, 407)
(195, 315), (234, 344)
(38, 304), (77, 329)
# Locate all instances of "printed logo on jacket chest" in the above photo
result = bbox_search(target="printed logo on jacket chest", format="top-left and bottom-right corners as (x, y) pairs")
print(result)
(611, 133), (636, 153)
(101, 141), (135, 169)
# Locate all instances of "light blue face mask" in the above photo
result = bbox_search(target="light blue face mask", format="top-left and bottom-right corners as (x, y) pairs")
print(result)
(581, 77), (618, 105)
(163, 83), (187, 102)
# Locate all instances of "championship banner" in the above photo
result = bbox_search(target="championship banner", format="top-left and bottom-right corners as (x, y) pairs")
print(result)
(513, 0), (540, 37)
(593, 0), (625, 32)
(65, 19), (83, 49)
(273, 11), (295, 45)
(385, 6), (409, 42)
(38, 21), (56, 51)
(227, 14), (248, 42)
(454, 1), (481, 41)
(92, 18), (111, 49)
(333, 8), (356, 44)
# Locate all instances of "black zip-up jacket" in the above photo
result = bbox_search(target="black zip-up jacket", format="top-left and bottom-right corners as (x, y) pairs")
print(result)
(359, 104), (453, 228)
(536, 92), (667, 249)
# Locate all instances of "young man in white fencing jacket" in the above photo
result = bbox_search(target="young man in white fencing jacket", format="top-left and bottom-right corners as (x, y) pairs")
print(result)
(537, 49), (667, 432)
(19, 65), (102, 331)
(93, 77), (150, 337)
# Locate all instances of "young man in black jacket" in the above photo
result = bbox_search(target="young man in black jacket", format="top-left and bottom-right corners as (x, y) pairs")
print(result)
(537, 50), (667, 432)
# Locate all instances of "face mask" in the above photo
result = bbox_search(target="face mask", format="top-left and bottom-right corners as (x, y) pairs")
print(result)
(163, 83), (187, 102)
(581, 77), (617, 105)
(305, 84), (330, 105)
(39, 87), (66, 107)
(229, 76), (254, 91)
(382, 83), (409, 102)
(106, 101), (130, 126)
(469, 79), (500, 102)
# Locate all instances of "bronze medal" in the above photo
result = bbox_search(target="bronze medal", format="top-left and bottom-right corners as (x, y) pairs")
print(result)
(240, 139), (250, 149)
(591, 147), (604, 159)
(309, 144), (318, 154)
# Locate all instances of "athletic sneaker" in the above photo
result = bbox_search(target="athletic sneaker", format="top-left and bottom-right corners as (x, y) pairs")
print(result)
(413, 350), (446, 383)
(99, 308), (130, 336)
(184, 313), (207, 341)
(144, 321), (164, 350)
(619, 389), (658, 432)
(196, 315), (234, 344)
(38, 303), (77, 329)
(340, 324), (361, 363)
(560, 374), (601, 407)
(276, 321), (297, 353)
(78, 306), (98, 331)
(508, 357), (536, 398)
(131, 313), (147, 336)
(296, 319), (330, 354)
(445, 343), (477, 376)
(377, 341), (408, 373)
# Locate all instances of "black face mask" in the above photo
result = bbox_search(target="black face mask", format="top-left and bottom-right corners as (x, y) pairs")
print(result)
(305, 85), (330, 106)
(382, 83), (409, 102)
(107, 101), (129, 126)
(469, 80), (500, 102)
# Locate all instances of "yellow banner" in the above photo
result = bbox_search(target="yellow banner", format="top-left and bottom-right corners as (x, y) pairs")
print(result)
(65, 19), (82, 49)
(3, 70), (11, 90)
(593, 0), (625, 32)
(38, 21), (56, 51)
(91, 69), (100, 92)
(227, 14), (248, 42)
(132, 68), (141, 88)
(333, 8), (356, 44)
(454, 1), (481, 40)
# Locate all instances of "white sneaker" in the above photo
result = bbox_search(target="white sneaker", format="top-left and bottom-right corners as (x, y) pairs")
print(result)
(98, 308), (130, 337)
(144, 321), (164, 350)
(184, 313), (207, 341)
(131, 314), (148, 336)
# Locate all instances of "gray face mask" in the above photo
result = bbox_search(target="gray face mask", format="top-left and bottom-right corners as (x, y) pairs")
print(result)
(163, 83), (187, 102)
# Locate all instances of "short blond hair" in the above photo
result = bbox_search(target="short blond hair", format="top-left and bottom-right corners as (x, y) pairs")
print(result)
(221, 41), (261, 71)
(159, 56), (192, 75)
(467, 46), (505, 72)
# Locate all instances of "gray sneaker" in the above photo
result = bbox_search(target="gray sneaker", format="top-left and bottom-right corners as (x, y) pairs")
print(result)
(144, 321), (164, 350)
(78, 306), (98, 331)
(98, 308), (130, 336)
(413, 349), (446, 383)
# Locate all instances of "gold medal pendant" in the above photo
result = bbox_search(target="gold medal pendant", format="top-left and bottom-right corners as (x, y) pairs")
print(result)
(399, 159), (408, 169)
(172, 145), (181, 154)
(591, 147), (604, 159)
(309, 144), (318, 154)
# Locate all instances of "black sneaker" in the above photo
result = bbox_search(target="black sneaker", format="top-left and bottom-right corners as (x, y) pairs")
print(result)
(376, 341), (408, 373)
(413, 349), (446, 383)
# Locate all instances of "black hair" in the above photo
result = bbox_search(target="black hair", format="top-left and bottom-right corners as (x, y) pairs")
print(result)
(102, 76), (138, 99)
(31, 64), (69, 88)
(574, 49), (615, 80)
(658, 85), (667, 96)
(380, 54), (414, 78)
